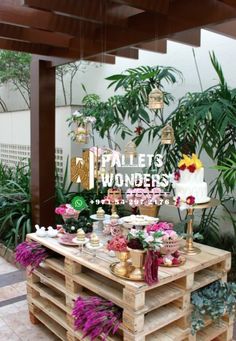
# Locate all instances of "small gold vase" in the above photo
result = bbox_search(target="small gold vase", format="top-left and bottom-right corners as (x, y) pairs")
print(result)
(127, 248), (146, 280)
(114, 251), (130, 277)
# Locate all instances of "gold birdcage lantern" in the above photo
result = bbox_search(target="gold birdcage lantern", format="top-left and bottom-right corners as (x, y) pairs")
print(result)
(75, 123), (89, 144)
(148, 88), (164, 110)
(124, 141), (137, 157)
(161, 124), (175, 144)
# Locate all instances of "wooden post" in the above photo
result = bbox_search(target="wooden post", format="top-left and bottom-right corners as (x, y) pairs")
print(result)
(30, 56), (55, 227)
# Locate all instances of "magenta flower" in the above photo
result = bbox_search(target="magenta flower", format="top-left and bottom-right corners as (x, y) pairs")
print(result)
(15, 241), (48, 272)
(72, 296), (122, 340)
(186, 195), (195, 205)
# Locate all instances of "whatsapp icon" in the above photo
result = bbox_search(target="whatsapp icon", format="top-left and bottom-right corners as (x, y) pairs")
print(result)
(71, 196), (87, 211)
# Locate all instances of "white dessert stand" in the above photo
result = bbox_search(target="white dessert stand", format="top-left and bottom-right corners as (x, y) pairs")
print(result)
(120, 215), (159, 230)
(72, 237), (89, 254)
(86, 242), (103, 261)
(90, 214), (110, 234)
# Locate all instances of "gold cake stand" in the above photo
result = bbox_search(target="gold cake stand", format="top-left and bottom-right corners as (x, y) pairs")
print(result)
(168, 198), (220, 256)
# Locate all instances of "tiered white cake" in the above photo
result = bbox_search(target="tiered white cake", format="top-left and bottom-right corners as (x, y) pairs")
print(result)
(173, 154), (209, 204)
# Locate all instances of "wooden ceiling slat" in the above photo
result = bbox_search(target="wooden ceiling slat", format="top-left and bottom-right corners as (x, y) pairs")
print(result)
(112, 0), (169, 14)
(0, 1), (99, 37)
(0, 0), (236, 61)
(137, 39), (167, 53)
(109, 47), (139, 59)
(22, 0), (126, 25)
(206, 19), (236, 39)
(128, 0), (236, 38)
(0, 37), (116, 64)
(0, 22), (71, 48)
(86, 54), (116, 64)
(168, 29), (201, 47)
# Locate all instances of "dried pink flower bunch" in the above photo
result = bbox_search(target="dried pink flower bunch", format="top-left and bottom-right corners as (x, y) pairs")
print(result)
(15, 241), (47, 272)
(72, 296), (122, 340)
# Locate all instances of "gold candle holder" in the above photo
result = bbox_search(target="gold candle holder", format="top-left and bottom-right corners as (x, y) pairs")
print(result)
(180, 207), (201, 255)
(169, 198), (220, 256)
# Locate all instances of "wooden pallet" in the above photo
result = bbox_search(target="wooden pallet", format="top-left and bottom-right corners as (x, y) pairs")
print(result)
(26, 233), (233, 341)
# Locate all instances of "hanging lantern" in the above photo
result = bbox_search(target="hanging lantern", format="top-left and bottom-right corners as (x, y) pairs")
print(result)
(148, 88), (164, 110)
(124, 141), (137, 157)
(161, 124), (175, 144)
(75, 123), (89, 144)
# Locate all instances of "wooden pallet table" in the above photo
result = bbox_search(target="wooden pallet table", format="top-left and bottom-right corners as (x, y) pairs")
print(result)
(26, 233), (233, 341)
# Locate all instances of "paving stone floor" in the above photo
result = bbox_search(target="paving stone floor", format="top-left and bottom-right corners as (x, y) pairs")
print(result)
(0, 257), (59, 340)
(0, 256), (235, 341)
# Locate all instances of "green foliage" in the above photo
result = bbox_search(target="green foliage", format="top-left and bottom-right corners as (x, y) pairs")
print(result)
(73, 66), (181, 149)
(0, 163), (31, 248)
(191, 280), (236, 334)
(0, 51), (31, 108)
(213, 153), (236, 193)
(63, 215), (93, 234)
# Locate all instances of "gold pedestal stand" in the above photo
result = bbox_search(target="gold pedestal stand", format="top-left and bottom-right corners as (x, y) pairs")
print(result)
(170, 198), (220, 256)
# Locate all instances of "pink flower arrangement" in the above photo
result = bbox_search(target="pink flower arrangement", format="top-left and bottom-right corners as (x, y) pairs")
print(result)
(15, 241), (48, 272)
(146, 221), (174, 233)
(72, 296), (122, 340)
(161, 229), (179, 241)
(107, 235), (127, 252)
(55, 204), (78, 216)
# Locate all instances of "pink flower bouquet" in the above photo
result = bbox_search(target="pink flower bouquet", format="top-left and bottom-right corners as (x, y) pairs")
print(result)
(146, 221), (174, 233)
(107, 236), (127, 252)
(55, 204), (79, 221)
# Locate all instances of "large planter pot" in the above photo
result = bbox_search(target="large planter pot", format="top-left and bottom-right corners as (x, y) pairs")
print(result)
(139, 205), (160, 217)
(160, 238), (181, 255)
(114, 251), (130, 277)
(127, 248), (146, 280)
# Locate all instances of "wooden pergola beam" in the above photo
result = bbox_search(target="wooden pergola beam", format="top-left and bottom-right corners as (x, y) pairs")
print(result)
(0, 38), (116, 64)
(1, 0), (236, 60)
(0, 22), (71, 48)
(206, 19), (236, 39)
(137, 39), (167, 53)
(168, 29), (201, 47)
(30, 57), (55, 227)
(112, 0), (169, 14)
(21, 0), (127, 25)
(109, 47), (139, 59)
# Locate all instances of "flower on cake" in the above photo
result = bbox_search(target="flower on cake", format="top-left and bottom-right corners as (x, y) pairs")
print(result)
(178, 154), (203, 173)
(175, 195), (196, 210)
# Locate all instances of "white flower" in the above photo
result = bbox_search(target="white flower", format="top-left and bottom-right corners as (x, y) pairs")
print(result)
(145, 235), (154, 243)
(71, 226), (75, 231)
(72, 110), (82, 117)
(129, 228), (137, 236)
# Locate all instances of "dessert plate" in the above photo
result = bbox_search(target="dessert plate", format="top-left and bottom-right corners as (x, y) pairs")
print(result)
(58, 233), (77, 246)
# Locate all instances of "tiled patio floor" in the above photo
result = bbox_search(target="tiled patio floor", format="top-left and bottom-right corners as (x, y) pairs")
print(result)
(0, 257), (59, 340)
(0, 256), (235, 341)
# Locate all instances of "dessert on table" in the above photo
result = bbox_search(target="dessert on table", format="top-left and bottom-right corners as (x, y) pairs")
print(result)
(173, 154), (210, 204)
(76, 228), (85, 242)
(96, 207), (105, 219)
(89, 233), (100, 247)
